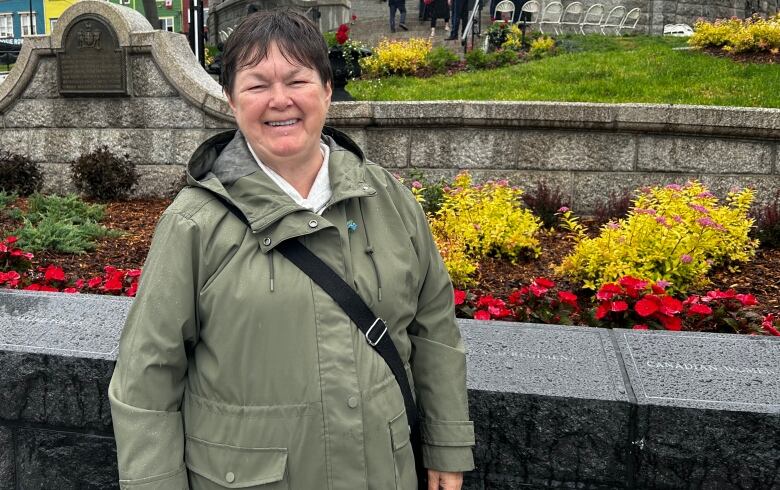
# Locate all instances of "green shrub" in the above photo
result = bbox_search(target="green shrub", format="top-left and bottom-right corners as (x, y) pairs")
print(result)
(556, 181), (758, 293)
(430, 171), (542, 286)
(0, 190), (17, 210)
(13, 216), (119, 253)
(13, 194), (119, 253)
(0, 151), (42, 196)
(424, 46), (460, 73)
(26, 193), (105, 224)
(465, 48), (490, 70)
(70, 146), (138, 201)
(407, 170), (446, 214)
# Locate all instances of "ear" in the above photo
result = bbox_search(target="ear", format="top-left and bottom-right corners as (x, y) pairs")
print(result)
(324, 81), (333, 106)
(225, 88), (237, 113)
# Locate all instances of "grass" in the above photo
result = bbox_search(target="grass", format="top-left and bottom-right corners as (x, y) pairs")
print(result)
(349, 35), (780, 107)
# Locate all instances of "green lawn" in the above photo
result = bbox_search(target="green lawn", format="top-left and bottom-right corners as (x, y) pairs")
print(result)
(348, 35), (780, 107)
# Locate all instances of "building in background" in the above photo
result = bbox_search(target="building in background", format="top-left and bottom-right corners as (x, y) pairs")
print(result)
(42, 0), (74, 34)
(181, 0), (207, 39)
(107, 0), (184, 32)
(0, 0), (46, 42)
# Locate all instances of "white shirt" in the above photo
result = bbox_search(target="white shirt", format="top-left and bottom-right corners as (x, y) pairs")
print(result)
(247, 142), (333, 216)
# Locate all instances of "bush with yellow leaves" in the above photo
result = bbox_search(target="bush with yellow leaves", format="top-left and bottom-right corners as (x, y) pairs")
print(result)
(689, 13), (780, 54)
(429, 172), (542, 286)
(360, 38), (432, 77)
(528, 35), (557, 59)
(555, 181), (758, 293)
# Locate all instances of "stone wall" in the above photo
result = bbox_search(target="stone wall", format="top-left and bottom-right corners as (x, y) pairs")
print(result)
(0, 1), (779, 211)
(0, 290), (777, 488)
(329, 101), (780, 212)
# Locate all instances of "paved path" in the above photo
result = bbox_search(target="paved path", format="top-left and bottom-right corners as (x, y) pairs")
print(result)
(346, 0), (491, 49)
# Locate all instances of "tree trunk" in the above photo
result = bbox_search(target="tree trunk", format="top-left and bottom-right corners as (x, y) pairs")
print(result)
(141, 0), (161, 29)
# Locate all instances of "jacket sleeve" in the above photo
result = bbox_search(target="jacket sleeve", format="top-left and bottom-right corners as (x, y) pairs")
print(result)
(109, 212), (203, 489)
(405, 195), (476, 473)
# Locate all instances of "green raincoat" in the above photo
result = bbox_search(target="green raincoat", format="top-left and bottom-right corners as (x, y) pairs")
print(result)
(108, 128), (475, 489)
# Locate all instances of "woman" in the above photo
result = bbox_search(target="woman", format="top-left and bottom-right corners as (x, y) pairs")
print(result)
(109, 10), (474, 490)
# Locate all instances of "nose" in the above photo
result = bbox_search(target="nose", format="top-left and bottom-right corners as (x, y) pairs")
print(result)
(268, 83), (292, 109)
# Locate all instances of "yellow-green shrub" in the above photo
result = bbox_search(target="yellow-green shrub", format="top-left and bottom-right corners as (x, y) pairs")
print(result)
(555, 181), (757, 293)
(689, 13), (780, 53)
(360, 38), (432, 77)
(528, 36), (556, 59)
(429, 172), (542, 286)
(500, 24), (524, 51)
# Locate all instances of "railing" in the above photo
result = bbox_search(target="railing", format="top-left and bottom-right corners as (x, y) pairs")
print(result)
(461, 0), (483, 53)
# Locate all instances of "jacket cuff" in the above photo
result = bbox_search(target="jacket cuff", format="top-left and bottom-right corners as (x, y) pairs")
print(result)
(421, 419), (475, 447)
(119, 465), (189, 489)
(422, 445), (475, 472)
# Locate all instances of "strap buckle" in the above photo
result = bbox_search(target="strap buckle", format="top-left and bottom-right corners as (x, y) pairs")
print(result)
(365, 318), (388, 346)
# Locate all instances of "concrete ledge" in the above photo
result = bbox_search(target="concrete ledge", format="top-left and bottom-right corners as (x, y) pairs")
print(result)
(0, 291), (777, 488)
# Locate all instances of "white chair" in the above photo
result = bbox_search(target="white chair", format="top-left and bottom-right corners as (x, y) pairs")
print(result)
(662, 23), (693, 36)
(618, 7), (641, 34)
(557, 2), (584, 34)
(539, 1), (564, 34)
(579, 3), (604, 34)
(600, 5), (625, 35)
(517, 0), (541, 29)
(493, 0), (516, 22)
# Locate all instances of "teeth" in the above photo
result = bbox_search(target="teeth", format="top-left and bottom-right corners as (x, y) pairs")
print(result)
(268, 119), (297, 127)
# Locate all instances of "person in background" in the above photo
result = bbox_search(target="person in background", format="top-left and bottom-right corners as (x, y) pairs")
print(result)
(428, 0), (451, 37)
(109, 8), (474, 490)
(389, 0), (409, 33)
(445, 0), (468, 40)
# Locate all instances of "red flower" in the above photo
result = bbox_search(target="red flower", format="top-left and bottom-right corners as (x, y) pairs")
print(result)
(454, 289), (466, 305)
(508, 289), (524, 305)
(63, 288), (79, 294)
(533, 277), (555, 288)
(557, 291), (578, 307)
(688, 304), (713, 316)
(103, 276), (124, 293)
(707, 289), (736, 300)
(635, 296), (660, 317)
(735, 294), (757, 306)
(489, 305), (511, 318)
(761, 314), (780, 336)
(595, 302), (611, 320)
(335, 30), (349, 44)
(75, 279), (85, 289)
(104, 266), (117, 275)
(474, 310), (491, 321)
(351, 14), (357, 21)
(0, 244), (6, 253)
(87, 276), (102, 288)
(632, 324), (649, 330)
(611, 301), (628, 312)
(5, 236), (17, 244)
(126, 282), (138, 297)
(596, 283), (622, 301)
(24, 284), (41, 291)
(126, 269), (142, 278)
(658, 315), (682, 331)
(529, 284), (548, 297)
(476, 295), (497, 308)
(619, 276), (647, 290)
(44, 265), (66, 283)
(659, 296), (683, 315)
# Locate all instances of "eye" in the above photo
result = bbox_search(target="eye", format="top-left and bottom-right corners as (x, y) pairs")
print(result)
(290, 80), (307, 86)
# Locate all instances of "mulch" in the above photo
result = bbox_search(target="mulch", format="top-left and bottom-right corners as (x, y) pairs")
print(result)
(3, 197), (779, 317)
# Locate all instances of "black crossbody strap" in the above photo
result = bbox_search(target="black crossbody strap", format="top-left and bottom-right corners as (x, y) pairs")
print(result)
(276, 239), (419, 431)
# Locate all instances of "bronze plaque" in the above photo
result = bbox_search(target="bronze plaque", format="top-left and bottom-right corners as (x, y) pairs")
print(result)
(57, 15), (128, 96)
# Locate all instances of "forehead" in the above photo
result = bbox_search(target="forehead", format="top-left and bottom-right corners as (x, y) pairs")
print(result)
(236, 42), (316, 77)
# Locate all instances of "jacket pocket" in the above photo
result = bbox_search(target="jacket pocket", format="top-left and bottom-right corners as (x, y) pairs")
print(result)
(389, 412), (417, 490)
(185, 436), (289, 489)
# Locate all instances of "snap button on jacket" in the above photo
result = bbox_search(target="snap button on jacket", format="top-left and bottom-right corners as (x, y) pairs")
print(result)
(109, 129), (475, 489)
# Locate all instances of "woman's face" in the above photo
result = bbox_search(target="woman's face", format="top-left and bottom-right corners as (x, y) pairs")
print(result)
(227, 42), (332, 172)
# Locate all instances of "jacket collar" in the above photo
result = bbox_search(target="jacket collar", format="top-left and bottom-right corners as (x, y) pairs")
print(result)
(186, 127), (376, 235)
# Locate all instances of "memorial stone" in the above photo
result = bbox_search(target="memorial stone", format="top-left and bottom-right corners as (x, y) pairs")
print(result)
(461, 320), (632, 488)
(0, 290), (130, 488)
(57, 15), (128, 96)
(615, 330), (780, 489)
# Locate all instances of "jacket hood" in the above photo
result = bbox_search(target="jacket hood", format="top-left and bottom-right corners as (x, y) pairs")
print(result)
(186, 127), (375, 234)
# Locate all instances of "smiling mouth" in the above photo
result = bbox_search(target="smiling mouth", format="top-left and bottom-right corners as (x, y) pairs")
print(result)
(266, 119), (299, 127)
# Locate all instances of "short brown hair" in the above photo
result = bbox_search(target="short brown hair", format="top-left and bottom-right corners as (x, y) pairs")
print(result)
(220, 10), (333, 98)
